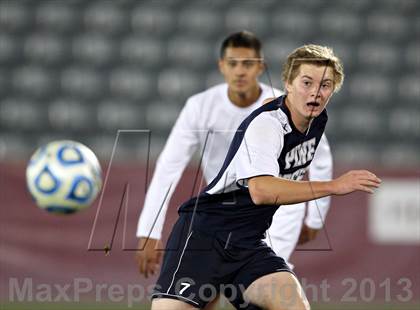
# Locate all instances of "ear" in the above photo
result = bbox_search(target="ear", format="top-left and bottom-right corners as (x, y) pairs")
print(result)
(218, 59), (224, 74)
(257, 61), (265, 76)
(285, 81), (292, 94)
(262, 61), (267, 69)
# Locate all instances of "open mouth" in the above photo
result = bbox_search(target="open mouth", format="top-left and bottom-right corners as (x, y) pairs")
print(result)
(306, 101), (321, 107)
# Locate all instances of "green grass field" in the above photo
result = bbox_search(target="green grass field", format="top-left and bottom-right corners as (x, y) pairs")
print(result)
(1, 302), (420, 310)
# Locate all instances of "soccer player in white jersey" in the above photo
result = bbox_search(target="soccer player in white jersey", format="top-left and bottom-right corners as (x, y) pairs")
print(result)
(150, 44), (381, 310)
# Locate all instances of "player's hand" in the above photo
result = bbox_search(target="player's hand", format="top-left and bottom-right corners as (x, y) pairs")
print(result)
(331, 170), (381, 195)
(298, 224), (319, 245)
(135, 237), (163, 278)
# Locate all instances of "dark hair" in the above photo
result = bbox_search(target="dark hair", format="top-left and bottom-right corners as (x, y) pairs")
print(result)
(220, 31), (262, 58)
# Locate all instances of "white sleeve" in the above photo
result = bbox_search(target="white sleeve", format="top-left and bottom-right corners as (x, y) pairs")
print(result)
(136, 99), (200, 239)
(305, 134), (333, 229)
(235, 115), (283, 187)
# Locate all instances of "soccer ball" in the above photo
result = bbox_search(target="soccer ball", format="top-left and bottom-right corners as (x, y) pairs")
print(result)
(26, 140), (102, 214)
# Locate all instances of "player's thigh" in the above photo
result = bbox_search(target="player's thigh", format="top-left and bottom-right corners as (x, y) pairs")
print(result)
(151, 298), (198, 310)
(243, 272), (310, 310)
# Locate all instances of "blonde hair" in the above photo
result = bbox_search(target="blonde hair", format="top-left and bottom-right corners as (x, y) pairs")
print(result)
(281, 44), (344, 92)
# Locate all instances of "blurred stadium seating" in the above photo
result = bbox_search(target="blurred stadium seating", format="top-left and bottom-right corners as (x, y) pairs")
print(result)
(0, 2), (419, 309)
(0, 0), (418, 167)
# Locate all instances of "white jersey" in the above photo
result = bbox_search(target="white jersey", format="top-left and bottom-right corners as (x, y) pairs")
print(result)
(137, 83), (280, 239)
(178, 96), (329, 248)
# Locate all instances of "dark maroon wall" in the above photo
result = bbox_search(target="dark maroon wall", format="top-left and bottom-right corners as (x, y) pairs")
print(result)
(1, 162), (419, 304)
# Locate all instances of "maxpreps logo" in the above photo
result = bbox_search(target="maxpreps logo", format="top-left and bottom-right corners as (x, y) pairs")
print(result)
(281, 138), (316, 180)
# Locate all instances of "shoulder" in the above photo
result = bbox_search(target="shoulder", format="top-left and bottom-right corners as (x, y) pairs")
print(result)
(249, 97), (291, 134)
(237, 109), (285, 157)
(178, 84), (227, 122)
(245, 108), (287, 140)
(181, 84), (226, 115)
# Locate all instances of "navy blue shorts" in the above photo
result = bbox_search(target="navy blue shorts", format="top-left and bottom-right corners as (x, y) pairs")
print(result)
(151, 213), (293, 309)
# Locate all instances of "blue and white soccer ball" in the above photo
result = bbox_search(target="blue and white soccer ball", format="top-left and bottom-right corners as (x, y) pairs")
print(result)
(26, 140), (102, 214)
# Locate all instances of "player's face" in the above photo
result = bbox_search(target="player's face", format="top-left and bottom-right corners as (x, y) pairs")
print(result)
(285, 63), (335, 120)
(218, 47), (264, 95)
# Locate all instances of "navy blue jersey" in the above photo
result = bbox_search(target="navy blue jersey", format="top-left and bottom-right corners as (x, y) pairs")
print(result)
(178, 96), (328, 248)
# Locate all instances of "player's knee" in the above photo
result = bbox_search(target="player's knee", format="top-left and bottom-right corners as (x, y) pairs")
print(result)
(268, 280), (311, 310)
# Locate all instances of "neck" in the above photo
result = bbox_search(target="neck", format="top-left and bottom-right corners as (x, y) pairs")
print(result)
(228, 85), (261, 108)
(285, 97), (312, 133)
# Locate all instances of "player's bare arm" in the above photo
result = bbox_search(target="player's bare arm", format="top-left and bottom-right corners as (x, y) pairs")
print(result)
(248, 170), (381, 206)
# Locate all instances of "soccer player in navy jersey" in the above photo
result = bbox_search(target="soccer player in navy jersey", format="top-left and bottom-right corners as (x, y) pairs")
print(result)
(136, 32), (333, 285)
(150, 45), (381, 310)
